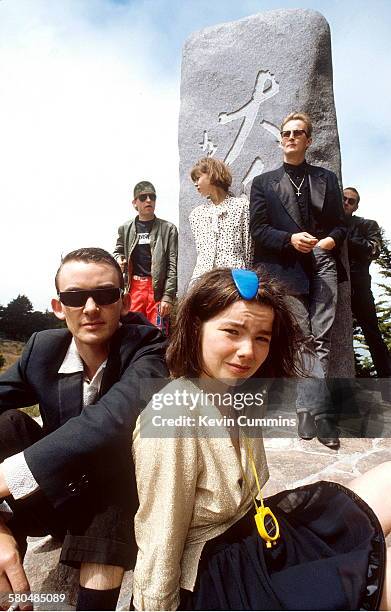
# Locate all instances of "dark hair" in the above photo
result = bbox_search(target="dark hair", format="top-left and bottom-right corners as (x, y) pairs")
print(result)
(190, 157), (232, 193)
(343, 186), (360, 205)
(55, 247), (124, 292)
(167, 268), (303, 379)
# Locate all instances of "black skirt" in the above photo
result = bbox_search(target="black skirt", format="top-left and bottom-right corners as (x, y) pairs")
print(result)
(179, 481), (385, 611)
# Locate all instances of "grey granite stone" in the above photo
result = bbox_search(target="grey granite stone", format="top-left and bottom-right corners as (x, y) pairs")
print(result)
(178, 8), (353, 375)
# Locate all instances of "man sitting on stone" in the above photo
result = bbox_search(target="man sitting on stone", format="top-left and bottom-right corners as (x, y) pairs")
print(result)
(114, 181), (178, 331)
(0, 247), (167, 610)
(250, 111), (347, 449)
(344, 186), (391, 379)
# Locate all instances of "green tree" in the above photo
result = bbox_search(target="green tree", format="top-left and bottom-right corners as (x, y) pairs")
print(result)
(0, 295), (34, 341)
(0, 295), (64, 341)
(375, 232), (391, 351)
(354, 230), (391, 375)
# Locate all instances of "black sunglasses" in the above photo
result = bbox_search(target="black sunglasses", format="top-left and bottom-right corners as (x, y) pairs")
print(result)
(343, 196), (357, 206)
(138, 193), (156, 202)
(280, 129), (308, 139)
(59, 287), (123, 308)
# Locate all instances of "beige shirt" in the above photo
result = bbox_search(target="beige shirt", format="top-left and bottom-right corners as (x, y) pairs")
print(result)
(132, 378), (269, 611)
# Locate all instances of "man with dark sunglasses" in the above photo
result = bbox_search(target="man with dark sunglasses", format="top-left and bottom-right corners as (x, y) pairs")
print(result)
(0, 247), (167, 610)
(114, 180), (178, 329)
(344, 187), (391, 378)
(250, 112), (347, 449)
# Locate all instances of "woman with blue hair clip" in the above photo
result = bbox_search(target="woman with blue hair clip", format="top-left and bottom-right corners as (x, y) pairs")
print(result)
(131, 268), (389, 611)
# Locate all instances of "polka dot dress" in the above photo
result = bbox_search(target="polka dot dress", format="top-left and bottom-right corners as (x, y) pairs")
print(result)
(189, 195), (254, 282)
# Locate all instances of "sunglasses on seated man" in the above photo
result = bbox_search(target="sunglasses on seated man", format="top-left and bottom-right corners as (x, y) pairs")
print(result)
(138, 193), (156, 202)
(59, 287), (123, 307)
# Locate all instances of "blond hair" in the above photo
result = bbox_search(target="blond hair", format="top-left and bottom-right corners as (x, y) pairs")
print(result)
(280, 112), (313, 137)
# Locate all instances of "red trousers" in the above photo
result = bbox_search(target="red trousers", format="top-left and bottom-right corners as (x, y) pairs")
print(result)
(129, 276), (159, 325)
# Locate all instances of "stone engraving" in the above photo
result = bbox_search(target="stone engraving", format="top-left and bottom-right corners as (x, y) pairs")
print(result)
(197, 70), (281, 186)
(199, 130), (217, 156)
(218, 70), (280, 170)
(178, 8), (353, 376)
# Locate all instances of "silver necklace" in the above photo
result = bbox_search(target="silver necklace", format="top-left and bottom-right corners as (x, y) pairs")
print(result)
(287, 174), (305, 197)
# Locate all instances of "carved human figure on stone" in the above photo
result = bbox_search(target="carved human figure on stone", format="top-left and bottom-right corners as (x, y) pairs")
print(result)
(219, 70), (279, 165)
(217, 70), (280, 188)
(189, 158), (253, 283)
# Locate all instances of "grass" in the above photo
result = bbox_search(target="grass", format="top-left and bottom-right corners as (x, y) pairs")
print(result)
(0, 339), (40, 418)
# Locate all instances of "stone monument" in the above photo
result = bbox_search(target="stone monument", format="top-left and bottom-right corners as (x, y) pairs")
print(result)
(178, 8), (354, 377)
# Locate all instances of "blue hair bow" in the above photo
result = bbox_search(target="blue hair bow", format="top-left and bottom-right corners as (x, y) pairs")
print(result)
(231, 269), (259, 300)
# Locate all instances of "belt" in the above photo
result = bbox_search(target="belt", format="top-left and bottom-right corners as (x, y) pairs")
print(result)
(132, 275), (151, 281)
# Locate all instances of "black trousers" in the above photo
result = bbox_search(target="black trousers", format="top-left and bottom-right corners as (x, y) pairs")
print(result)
(351, 279), (391, 377)
(0, 409), (134, 570)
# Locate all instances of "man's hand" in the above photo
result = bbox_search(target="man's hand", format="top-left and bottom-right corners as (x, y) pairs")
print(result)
(117, 256), (126, 273)
(159, 301), (172, 318)
(290, 232), (318, 253)
(317, 237), (336, 250)
(0, 519), (31, 611)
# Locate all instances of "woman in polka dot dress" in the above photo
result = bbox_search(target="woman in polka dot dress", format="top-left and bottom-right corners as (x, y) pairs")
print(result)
(189, 158), (253, 283)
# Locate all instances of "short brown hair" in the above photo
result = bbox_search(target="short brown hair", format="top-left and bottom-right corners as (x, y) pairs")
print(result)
(167, 268), (303, 379)
(281, 112), (313, 137)
(55, 247), (124, 292)
(190, 157), (232, 193)
(343, 186), (360, 205)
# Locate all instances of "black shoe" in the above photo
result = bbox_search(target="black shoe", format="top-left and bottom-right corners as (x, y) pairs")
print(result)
(315, 417), (340, 450)
(297, 412), (315, 440)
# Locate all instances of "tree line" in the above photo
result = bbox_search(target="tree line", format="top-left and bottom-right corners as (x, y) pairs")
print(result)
(354, 232), (391, 375)
(0, 295), (64, 343)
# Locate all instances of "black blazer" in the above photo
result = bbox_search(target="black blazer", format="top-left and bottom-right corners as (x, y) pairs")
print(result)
(0, 314), (168, 509)
(250, 164), (347, 294)
(347, 215), (382, 279)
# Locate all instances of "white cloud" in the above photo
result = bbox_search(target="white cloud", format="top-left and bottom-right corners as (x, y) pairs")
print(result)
(1, 0), (390, 310)
(0, 0), (180, 310)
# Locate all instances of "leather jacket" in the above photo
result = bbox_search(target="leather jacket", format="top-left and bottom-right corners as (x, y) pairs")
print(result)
(114, 216), (178, 303)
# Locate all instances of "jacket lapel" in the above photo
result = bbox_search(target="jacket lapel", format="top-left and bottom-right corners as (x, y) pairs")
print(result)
(272, 170), (303, 229)
(100, 326), (123, 396)
(308, 167), (327, 214)
(58, 372), (83, 425)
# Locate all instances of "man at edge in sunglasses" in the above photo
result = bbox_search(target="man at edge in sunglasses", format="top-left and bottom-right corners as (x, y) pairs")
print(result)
(0, 247), (167, 610)
(250, 112), (347, 449)
(114, 181), (178, 329)
(344, 187), (391, 379)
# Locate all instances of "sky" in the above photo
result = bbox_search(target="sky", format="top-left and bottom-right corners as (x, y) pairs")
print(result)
(0, 0), (390, 310)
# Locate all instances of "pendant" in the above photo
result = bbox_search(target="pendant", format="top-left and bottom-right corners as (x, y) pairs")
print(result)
(254, 505), (280, 548)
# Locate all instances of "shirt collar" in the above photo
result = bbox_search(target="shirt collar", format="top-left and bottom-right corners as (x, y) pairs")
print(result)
(205, 194), (230, 212)
(283, 160), (308, 178)
(58, 338), (107, 379)
(58, 338), (84, 374)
